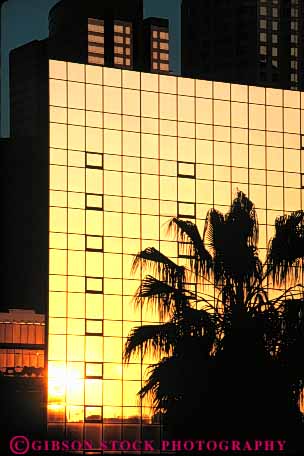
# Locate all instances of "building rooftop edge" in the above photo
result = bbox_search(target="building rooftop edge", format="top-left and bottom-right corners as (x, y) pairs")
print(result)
(48, 59), (304, 95)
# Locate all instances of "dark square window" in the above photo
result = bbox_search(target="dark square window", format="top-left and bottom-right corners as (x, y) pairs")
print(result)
(86, 319), (103, 335)
(178, 162), (196, 178)
(177, 202), (196, 219)
(86, 277), (103, 294)
(86, 193), (103, 210)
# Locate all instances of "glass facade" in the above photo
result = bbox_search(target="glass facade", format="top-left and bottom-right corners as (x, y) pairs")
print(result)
(48, 60), (304, 445)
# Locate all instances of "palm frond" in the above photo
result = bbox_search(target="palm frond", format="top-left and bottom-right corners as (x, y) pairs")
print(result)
(131, 247), (185, 286)
(268, 211), (304, 285)
(167, 217), (213, 281)
(133, 275), (187, 320)
(124, 322), (178, 362)
(203, 208), (225, 256)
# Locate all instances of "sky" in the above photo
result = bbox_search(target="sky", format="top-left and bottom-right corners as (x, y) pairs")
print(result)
(0, 0), (181, 137)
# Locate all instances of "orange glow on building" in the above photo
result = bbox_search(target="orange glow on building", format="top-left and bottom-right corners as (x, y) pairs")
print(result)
(47, 60), (304, 442)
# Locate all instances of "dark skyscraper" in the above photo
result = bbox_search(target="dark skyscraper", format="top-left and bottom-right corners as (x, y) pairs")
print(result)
(47, 0), (169, 73)
(9, 0), (169, 139)
(5, 0), (170, 314)
(181, 0), (304, 90)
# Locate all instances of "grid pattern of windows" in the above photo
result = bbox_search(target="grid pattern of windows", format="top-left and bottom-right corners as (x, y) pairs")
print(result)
(258, 1), (280, 82)
(88, 18), (105, 66)
(290, 0), (300, 88)
(114, 21), (132, 69)
(48, 60), (304, 447)
(151, 27), (169, 73)
(258, 1), (303, 88)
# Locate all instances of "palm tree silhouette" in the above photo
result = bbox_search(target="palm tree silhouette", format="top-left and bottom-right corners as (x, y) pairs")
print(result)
(124, 192), (304, 445)
(124, 247), (215, 426)
(267, 210), (304, 442)
(268, 210), (304, 284)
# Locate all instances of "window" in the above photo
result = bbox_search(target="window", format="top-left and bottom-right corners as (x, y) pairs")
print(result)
(86, 320), (103, 335)
(88, 18), (104, 65)
(291, 7), (299, 17)
(291, 60), (298, 70)
(151, 26), (169, 73)
(291, 48), (298, 57)
(178, 162), (195, 178)
(86, 277), (103, 294)
(86, 193), (103, 210)
(85, 406), (102, 422)
(272, 8), (278, 18)
(259, 6), (267, 16)
(160, 31), (169, 40)
(160, 42), (169, 50)
(177, 202), (196, 219)
(272, 21), (278, 31)
(259, 19), (267, 29)
(0, 348), (44, 371)
(86, 235), (103, 252)
(114, 21), (132, 69)
(291, 21), (298, 31)
(260, 45), (267, 56)
(291, 34), (298, 44)
(178, 241), (195, 258)
(291, 73), (298, 83)
(86, 152), (103, 169)
(260, 32), (267, 42)
(85, 363), (103, 378)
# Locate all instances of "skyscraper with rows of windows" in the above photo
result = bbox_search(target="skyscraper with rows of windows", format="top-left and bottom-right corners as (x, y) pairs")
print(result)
(2, 0), (304, 451)
(47, 60), (304, 446)
(181, 0), (304, 91)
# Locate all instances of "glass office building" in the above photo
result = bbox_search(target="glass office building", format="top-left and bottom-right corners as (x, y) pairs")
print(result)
(47, 59), (304, 446)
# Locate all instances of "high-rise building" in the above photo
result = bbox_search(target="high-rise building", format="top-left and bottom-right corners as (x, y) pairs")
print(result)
(3, 0), (304, 451)
(47, 60), (304, 444)
(181, 0), (304, 90)
(48, 0), (169, 74)
(4, 0), (170, 314)
(8, 0), (169, 140)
